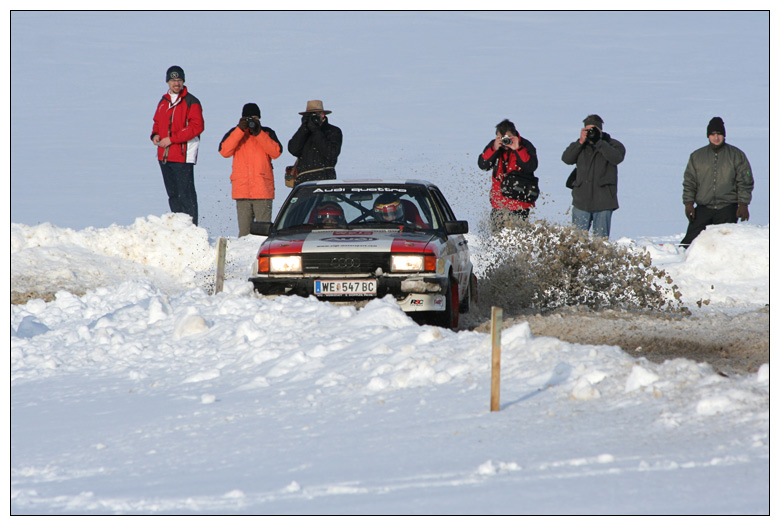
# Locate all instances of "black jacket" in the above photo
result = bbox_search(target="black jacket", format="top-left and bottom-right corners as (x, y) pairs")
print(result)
(288, 117), (343, 184)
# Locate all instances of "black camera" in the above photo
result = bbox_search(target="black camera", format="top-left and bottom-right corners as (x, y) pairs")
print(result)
(309, 114), (322, 126)
(586, 127), (601, 143)
(501, 135), (513, 146)
(243, 117), (260, 135)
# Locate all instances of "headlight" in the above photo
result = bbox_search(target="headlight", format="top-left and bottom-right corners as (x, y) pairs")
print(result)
(391, 255), (437, 272)
(269, 255), (302, 273)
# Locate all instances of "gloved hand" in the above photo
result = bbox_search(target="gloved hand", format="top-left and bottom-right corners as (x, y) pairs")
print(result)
(736, 203), (750, 222)
(306, 114), (321, 133)
(685, 203), (695, 222)
(238, 117), (249, 131)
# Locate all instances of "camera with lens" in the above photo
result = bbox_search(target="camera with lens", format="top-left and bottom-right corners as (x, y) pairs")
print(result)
(501, 135), (513, 146)
(586, 127), (601, 143)
(243, 117), (260, 135)
(309, 114), (322, 127)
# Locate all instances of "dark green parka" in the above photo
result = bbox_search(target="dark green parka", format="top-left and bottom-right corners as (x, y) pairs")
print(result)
(682, 142), (753, 209)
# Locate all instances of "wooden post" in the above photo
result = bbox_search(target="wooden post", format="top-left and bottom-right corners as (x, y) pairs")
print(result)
(214, 237), (227, 294)
(490, 306), (503, 412)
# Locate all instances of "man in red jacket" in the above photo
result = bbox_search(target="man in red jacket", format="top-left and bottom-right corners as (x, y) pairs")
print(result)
(151, 65), (204, 225)
(219, 103), (283, 236)
(478, 119), (539, 233)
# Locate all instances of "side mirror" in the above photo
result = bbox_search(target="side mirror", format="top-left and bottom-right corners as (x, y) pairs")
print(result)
(249, 221), (272, 236)
(444, 220), (469, 235)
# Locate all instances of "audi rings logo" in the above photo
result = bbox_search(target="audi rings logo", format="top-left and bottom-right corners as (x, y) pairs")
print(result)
(330, 257), (360, 270)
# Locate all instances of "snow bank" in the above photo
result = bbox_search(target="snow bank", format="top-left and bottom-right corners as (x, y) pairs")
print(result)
(11, 214), (215, 300)
(634, 223), (769, 307)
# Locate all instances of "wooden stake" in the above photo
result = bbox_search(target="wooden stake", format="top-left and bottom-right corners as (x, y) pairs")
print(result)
(214, 237), (227, 294)
(490, 306), (503, 412)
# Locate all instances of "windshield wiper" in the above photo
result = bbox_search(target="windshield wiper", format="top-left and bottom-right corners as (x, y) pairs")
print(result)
(358, 220), (423, 232)
(276, 224), (314, 233)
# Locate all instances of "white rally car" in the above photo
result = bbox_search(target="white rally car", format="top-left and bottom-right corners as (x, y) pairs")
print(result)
(249, 180), (477, 328)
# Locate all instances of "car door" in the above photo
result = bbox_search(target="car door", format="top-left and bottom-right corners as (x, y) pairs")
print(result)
(428, 186), (470, 296)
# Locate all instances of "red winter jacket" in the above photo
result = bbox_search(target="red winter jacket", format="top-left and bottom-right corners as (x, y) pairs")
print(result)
(151, 86), (204, 164)
(478, 137), (539, 210)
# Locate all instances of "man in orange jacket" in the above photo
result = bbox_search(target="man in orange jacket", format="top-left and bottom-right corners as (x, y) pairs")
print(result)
(219, 103), (283, 237)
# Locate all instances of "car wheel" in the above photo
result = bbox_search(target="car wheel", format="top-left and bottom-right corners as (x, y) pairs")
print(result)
(431, 278), (459, 329)
(459, 272), (478, 314)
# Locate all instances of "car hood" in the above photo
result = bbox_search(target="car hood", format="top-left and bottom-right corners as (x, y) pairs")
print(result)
(260, 228), (439, 255)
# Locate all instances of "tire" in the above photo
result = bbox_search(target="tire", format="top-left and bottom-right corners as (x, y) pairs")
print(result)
(460, 272), (478, 314)
(431, 278), (459, 329)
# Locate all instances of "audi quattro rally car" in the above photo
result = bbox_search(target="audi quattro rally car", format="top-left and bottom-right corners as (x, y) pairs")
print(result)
(249, 180), (477, 328)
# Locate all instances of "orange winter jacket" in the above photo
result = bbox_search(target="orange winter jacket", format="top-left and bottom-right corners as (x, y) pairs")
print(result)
(219, 126), (283, 199)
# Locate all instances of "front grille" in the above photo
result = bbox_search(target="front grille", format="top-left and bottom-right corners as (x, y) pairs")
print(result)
(303, 252), (389, 274)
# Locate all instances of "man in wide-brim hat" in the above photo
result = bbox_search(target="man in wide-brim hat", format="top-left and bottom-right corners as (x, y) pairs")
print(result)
(298, 100), (332, 115)
(288, 99), (342, 185)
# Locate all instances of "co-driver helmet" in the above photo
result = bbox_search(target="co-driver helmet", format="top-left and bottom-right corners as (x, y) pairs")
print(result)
(373, 194), (405, 222)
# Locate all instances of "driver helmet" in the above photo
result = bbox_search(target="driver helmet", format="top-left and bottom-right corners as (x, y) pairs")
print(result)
(374, 194), (405, 222)
(315, 202), (345, 227)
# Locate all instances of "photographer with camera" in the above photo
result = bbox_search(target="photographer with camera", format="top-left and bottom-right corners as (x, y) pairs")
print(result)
(218, 103), (283, 237)
(478, 119), (539, 233)
(287, 100), (342, 186)
(561, 114), (625, 239)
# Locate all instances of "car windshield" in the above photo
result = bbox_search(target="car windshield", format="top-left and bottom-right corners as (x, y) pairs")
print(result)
(275, 184), (442, 232)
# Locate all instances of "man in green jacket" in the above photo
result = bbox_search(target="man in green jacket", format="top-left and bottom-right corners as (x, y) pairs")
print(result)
(561, 114), (626, 239)
(680, 117), (754, 247)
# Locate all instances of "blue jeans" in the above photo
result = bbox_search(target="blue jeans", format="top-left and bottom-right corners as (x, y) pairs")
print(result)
(572, 206), (613, 239)
(159, 161), (198, 225)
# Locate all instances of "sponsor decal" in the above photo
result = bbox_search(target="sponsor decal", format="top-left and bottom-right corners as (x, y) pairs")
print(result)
(312, 186), (409, 194)
(303, 231), (394, 253)
(321, 237), (378, 243)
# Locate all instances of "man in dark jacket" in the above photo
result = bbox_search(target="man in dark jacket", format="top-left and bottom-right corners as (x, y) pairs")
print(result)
(561, 114), (625, 239)
(151, 65), (204, 225)
(288, 100), (342, 185)
(679, 117), (754, 247)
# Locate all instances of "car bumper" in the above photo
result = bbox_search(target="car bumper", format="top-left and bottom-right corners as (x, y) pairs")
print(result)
(249, 274), (448, 312)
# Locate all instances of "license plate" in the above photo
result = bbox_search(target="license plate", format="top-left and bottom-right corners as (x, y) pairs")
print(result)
(314, 279), (377, 296)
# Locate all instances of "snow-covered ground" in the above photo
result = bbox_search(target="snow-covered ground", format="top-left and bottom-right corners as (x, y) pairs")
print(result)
(10, 216), (769, 514)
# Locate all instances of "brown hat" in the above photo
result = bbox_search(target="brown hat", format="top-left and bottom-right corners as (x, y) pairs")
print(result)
(299, 100), (332, 115)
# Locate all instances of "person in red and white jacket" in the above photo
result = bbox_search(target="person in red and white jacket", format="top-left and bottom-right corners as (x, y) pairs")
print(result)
(478, 119), (538, 232)
(151, 65), (204, 225)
